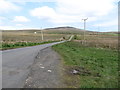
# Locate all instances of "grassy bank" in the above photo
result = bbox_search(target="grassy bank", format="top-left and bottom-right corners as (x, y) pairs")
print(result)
(52, 41), (118, 88)
(1, 40), (60, 50)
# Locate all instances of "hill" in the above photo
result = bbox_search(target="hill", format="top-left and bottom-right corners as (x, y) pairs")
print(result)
(1, 26), (118, 35)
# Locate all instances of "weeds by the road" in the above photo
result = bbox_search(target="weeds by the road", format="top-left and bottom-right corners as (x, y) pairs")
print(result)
(52, 41), (118, 88)
(1, 40), (60, 50)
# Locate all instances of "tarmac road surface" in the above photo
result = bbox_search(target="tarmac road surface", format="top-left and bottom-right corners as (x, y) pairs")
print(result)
(2, 41), (65, 88)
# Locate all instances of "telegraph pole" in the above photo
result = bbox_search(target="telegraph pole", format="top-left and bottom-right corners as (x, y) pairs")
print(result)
(41, 27), (44, 41)
(82, 18), (88, 44)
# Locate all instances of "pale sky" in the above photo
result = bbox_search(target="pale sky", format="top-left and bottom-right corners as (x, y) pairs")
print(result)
(0, 0), (119, 32)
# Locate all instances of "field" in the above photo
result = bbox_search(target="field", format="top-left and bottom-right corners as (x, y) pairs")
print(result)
(52, 31), (118, 88)
(52, 41), (118, 88)
(0, 27), (93, 50)
(1, 29), (73, 50)
(2, 30), (71, 42)
(73, 34), (118, 50)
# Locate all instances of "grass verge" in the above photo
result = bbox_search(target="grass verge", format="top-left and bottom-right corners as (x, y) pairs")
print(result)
(52, 41), (118, 88)
(1, 40), (60, 50)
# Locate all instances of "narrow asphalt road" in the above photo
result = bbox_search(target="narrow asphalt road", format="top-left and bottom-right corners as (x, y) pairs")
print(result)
(2, 41), (65, 88)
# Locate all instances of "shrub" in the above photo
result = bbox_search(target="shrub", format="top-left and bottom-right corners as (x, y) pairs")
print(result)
(74, 35), (78, 40)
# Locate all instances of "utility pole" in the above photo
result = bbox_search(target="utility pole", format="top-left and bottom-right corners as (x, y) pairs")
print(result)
(41, 27), (44, 41)
(82, 18), (88, 44)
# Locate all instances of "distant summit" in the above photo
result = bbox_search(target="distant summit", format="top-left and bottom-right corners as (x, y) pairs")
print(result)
(45, 26), (81, 30)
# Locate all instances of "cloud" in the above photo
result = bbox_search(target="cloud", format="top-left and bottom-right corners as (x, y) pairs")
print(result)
(93, 19), (118, 27)
(30, 6), (56, 20)
(0, 16), (6, 25)
(0, 0), (21, 13)
(0, 24), (26, 30)
(30, 6), (97, 24)
(0, 25), (40, 30)
(16, 24), (24, 26)
(0, 26), (16, 30)
(6, 0), (57, 2)
(56, 0), (116, 16)
(0, 16), (6, 20)
(13, 16), (30, 22)
(30, 6), (76, 23)
(30, 0), (117, 24)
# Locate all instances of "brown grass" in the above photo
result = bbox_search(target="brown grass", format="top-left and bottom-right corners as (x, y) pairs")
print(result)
(74, 34), (118, 50)
(1, 30), (70, 43)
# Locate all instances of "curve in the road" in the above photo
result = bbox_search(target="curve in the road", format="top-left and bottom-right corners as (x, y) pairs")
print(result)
(2, 41), (65, 88)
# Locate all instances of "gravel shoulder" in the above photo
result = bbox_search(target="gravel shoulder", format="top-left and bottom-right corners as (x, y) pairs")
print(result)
(23, 47), (65, 88)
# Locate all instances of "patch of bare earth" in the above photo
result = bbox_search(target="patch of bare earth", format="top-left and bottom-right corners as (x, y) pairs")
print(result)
(62, 65), (102, 88)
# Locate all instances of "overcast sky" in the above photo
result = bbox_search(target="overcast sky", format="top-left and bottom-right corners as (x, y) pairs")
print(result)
(0, 0), (119, 32)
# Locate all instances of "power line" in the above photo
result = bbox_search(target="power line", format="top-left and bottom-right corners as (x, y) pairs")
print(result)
(41, 27), (44, 41)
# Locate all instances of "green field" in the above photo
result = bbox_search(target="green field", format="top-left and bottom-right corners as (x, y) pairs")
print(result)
(52, 41), (118, 88)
